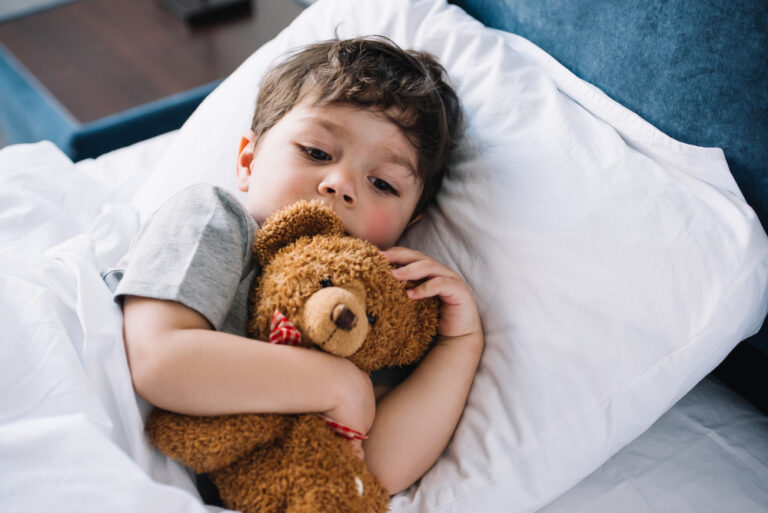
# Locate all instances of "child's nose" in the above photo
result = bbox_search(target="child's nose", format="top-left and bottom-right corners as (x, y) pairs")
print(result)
(318, 172), (356, 206)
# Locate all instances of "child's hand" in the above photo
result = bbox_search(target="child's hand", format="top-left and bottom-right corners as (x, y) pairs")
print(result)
(322, 357), (376, 442)
(381, 247), (482, 341)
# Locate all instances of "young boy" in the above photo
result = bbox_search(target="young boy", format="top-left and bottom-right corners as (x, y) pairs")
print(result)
(113, 36), (483, 495)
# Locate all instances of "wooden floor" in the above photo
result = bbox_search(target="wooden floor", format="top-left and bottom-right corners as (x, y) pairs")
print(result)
(0, 0), (304, 123)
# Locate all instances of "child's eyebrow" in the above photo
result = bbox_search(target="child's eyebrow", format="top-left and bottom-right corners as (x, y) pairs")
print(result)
(382, 149), (417, 178)
(303, 117), (346, 137)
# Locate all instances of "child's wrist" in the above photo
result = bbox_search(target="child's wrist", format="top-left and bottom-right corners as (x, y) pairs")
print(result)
(435, 331), (484, 354)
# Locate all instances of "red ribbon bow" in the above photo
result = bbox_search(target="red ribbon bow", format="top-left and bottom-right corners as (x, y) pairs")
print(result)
(317, 414), (369, 441)
(269, 310), (302, 346)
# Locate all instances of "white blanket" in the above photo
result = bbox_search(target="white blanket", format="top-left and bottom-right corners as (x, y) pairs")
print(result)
(0, 140), (213, 512)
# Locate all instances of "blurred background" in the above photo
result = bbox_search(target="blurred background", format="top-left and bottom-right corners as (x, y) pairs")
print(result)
(0, 0), (305, 158)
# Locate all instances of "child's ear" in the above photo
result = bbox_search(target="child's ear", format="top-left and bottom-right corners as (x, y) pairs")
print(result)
(235, 131), (256, 192)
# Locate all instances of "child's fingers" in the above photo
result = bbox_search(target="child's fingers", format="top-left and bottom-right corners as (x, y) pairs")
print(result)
(392, 258), (456, 282)
(383, 247), (459, 282)
(379, 246), (428, 265)
(382, 245), (468, 304)
(349, 439), (365, 461)
(407, 275), (466, 304)
(384, 248), (481, 339)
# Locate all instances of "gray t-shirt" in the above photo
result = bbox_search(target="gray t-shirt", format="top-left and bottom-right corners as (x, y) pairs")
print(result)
(107, 184), (259, 336)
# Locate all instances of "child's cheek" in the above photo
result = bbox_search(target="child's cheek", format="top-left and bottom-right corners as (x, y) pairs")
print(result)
(363, 211), (399, 247)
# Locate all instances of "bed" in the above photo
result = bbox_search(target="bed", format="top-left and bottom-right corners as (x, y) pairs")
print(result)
(1, 0), (766, 512)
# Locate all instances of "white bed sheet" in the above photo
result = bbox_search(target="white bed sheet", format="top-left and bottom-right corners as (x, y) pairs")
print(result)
(0, 132), (766, 512)
(541, 376), (768, 512)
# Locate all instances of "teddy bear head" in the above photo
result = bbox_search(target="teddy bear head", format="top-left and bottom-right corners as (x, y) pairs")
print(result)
(249, 200), (439, 373)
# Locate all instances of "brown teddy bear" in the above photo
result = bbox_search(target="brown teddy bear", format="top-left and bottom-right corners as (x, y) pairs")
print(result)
(145, 200), (440, 513)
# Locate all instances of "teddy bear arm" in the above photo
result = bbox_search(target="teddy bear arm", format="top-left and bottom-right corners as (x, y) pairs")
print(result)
(145, 409), (292, 473)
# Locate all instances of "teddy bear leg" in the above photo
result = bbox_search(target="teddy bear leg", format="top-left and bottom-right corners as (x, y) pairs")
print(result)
(211, 442), (294, 513)
(145, 409), (292, 473)
(282, 414), (390, 513)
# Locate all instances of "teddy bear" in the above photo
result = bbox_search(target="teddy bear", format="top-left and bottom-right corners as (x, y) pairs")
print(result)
(144, 200), (440, 513)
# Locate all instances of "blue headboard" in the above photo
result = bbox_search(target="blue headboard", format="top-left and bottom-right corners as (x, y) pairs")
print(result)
(452, 0), (768, 406)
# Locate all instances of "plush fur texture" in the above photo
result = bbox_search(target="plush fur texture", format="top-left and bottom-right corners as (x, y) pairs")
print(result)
(145, 200), (440, 513)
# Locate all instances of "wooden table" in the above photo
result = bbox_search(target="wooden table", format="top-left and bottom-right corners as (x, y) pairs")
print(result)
(0, 0), (304, 159)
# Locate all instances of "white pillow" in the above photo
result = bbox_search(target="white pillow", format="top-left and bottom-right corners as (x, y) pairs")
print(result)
(136, 0), (768, 511)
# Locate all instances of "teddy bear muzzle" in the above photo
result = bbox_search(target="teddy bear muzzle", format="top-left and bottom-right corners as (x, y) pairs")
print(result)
(298, 281), (370, 357)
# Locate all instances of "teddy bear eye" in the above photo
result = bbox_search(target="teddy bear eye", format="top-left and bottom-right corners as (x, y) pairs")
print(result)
(366, 313), (377, 326)
(320, 278), (334, 288)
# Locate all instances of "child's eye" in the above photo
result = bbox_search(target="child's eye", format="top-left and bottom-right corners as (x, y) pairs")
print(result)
(300, 145), (331, 162)
(369, 177), (399, 196)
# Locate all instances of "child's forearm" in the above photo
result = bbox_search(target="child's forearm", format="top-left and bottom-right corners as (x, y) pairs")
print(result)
(363, 332), (484, 494)
(134, 328), (347, 415)
(123, 296), (374, 432)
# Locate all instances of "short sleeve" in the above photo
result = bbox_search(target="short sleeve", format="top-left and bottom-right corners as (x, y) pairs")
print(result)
(113, 184), (258, 330)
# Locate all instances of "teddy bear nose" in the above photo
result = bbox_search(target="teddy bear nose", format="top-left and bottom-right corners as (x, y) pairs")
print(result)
(331, 304), (357, 331)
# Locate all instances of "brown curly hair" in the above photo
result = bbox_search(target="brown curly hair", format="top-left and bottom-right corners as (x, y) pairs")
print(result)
(251, 36), (463, 216)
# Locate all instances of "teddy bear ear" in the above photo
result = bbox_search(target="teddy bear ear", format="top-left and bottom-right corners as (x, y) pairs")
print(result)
(253, 200), (345, 266)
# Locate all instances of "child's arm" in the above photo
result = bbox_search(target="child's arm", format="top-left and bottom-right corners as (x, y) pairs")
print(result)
(122, 296), (376, 436)
(362, 247), (484, 494)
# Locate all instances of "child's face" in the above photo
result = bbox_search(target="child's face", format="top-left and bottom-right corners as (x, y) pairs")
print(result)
(237, 99), (422, 249)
